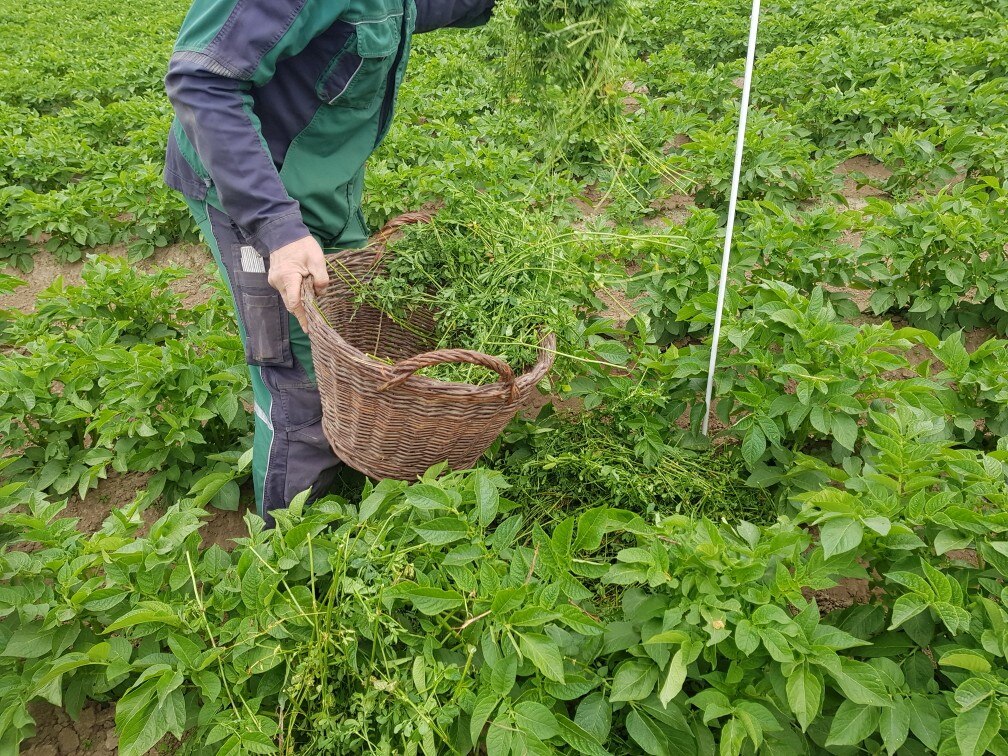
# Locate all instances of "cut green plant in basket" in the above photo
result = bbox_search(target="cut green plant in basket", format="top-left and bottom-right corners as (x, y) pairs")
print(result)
(317, 201), (611, 386)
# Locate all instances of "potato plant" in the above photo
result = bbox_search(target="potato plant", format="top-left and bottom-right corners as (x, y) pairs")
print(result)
(855, 181), (1008, 335)
(0, 257), (250, 504)
(934, 332), (1008, 443)
(2, 431), (1007, 755)
(2, 0), (1008, 754)
(674, 113), (842, 210)
(672, 282), (945, 463)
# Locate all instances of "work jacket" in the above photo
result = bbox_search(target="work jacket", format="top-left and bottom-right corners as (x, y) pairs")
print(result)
(163, 0), (494, 254)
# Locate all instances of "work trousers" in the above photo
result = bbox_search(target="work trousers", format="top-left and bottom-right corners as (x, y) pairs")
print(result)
(186, 199), (356, 527)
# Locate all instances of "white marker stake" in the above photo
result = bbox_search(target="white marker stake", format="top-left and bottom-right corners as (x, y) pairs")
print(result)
(702, 0), (761, 436)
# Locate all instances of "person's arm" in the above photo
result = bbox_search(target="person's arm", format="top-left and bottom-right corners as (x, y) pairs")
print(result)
(165, 0), (343, 325)
(165, 1), (342, 256)
(166, 62), (309, 255)
(413, 0), (496, 34)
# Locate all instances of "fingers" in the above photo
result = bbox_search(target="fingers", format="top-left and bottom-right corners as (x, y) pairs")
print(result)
(283, 274), (302, 316)
(280, 277), (309, 333)
(269, 270), (301, 316)
(308, 254), (329, 295)
(266, 234), (327, 330)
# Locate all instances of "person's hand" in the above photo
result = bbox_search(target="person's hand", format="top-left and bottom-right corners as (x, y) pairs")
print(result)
(267, 235), (329, 332)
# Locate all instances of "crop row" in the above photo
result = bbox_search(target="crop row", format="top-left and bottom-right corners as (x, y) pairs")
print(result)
(0, 257), (250, 505)
(1, 407), (1006, 754)
(626, 179), (1008, 338)
(0, 0), (182, 110)
(2, 0), (1007, 266)
(4, 151), (1008, 500)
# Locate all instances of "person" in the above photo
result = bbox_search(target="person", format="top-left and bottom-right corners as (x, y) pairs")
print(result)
(163, 0), (495, 527)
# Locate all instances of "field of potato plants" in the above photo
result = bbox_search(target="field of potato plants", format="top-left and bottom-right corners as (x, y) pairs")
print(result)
(2, 0), (1008, 753)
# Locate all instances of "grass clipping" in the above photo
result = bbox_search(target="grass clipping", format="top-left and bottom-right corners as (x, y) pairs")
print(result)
(336, 204), (589, 386)
(497, 410), (777, 527)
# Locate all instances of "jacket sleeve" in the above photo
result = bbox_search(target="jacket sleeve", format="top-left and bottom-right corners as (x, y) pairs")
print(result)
(165, 0), (345, 255)
(414, 0), (495, 34)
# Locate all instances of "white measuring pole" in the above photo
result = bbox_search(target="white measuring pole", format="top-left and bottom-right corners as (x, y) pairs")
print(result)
(702, 0), (762, 436)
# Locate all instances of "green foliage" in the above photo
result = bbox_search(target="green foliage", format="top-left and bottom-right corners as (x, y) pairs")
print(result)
(495, 405), (774, 525)
(4, 0), (1008, 754)
(0, 273), (22, 296)
(0, 271), (23, 335)
(675, 112), (842, 209)
(674, 282), (945, 465)
(0, 257), (250, 503)
(493, 0), (629, 154)
(621, 202), (863, 347)
(860, 125), (984, 199)
(5, 256), (194, 345)
(935, 332), (1008, 442)
(340, 203), (612, 383)
(738, 202), (862, 319)
(856, 180), (1008, 334)
(0, 0), (196, 264)
(622, 208), (724, 345)
(506, 0), (627, 91)
(2, 451), (1008, 754)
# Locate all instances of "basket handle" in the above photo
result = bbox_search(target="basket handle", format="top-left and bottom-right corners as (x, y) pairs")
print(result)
(300, 275), (319, 335)
(379, 349), (519, 401)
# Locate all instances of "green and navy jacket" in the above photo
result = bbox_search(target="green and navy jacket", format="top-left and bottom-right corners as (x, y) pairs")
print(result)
(164, 0), (494, 254)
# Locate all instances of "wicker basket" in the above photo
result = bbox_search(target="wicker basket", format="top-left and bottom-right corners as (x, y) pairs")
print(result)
(301, 208), (556, 481)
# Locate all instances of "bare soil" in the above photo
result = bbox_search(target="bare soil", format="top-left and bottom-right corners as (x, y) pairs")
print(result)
(674, 406), (731, 438)
(662, 134), (691, 153)
(201, 488), (257, 551)
(807, 578), (872, 614)
(620, 80), (649, 114)
(570, 185), (615, 229)
(58, 470), (252, 547)
(520, 386), (584, 419)
(68, 472), (156, 533)
(597, 284), (641, 328)
(965, 326), (999, 352)
(20, 700), (181, 756)
(945, 549), (980, 568)
(645, 193), (695, 228)
(822, 283), (873, 313)
(834, 155), (892, 210)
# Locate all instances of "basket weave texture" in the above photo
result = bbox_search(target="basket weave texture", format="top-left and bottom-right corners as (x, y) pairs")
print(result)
(302, 208), (556, 480)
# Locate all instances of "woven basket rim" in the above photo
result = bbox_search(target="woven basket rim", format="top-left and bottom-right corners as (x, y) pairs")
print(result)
(302, 204), (556, 403)
(305, 297), (556, 402)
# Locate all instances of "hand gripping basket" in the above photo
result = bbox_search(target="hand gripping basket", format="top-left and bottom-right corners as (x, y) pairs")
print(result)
(301, 208), (556, 481)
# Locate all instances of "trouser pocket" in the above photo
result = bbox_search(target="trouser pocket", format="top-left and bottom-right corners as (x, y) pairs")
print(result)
(277, 381), (325, 432)
(203, 203), (294, 369)
(234, 263), (292, 367)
